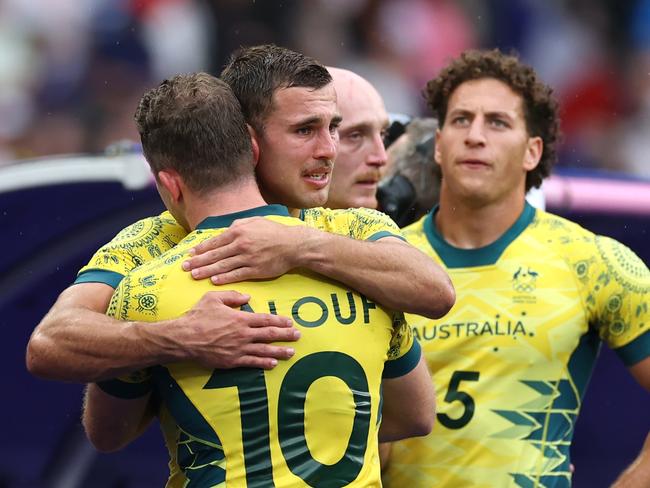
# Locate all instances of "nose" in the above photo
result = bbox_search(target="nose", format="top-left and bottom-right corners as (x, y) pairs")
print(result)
(314, 128), (338, 161)
(465, 117), (486, 147)
(367, 132), (388, 168)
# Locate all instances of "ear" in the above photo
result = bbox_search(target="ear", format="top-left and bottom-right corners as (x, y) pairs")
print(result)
(247, 124), (260, 166)
(524, 136), (543, 171)
(157, 169), (183, 203)
(433, 128), (443, 166)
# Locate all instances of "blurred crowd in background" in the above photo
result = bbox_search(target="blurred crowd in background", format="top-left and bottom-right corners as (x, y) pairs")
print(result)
(1, 0), (649, 177)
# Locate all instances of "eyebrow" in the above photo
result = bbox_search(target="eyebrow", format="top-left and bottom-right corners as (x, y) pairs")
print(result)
(450, 108), (514, 118)
(485, 111), (515, 120)
(291, 113), (343, 128)
(340, 122), (371, 134)
(340, 118), (390, 134)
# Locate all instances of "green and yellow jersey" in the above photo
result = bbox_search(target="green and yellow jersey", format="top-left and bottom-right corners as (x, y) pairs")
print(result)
(99, 205), (420, 488)
(76, 207), (402, 288)
(383, 203), (650, 488)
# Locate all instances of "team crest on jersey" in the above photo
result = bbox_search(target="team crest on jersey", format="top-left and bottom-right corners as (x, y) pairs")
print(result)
(512, 266), (539, 303)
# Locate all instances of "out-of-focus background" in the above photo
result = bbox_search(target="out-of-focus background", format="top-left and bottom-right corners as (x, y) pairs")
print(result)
(1, 1), (648, 487)
(2, 0), (650, 176)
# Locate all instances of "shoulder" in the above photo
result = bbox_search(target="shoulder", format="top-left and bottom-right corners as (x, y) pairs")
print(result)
(590, 235), (650, 294)
(108, 239), (194, 320)
(102, 211), (187, 250)
(302, 207), (401, 239)
(532, 210), (649, 291)
(302, 206), (394, 222)
(268, 214), (307, 228)
(530, 209), (591, 236)
(527, 210), (597, 255)
(402, 215), (428, 238)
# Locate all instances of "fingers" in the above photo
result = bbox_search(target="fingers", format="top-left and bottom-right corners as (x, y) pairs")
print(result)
(196, 330), (298, 371)
(211, 267), (258, 285)
(246, 312), (295, 330)
(189, 255), (247, 281)
(247, 320), (300, 339)
(183, 246), (238, 274)
(189, 232), (234, 256)
(202, 290), (251, 307)
(232, 355), (279, 370)
(231, 343), (297, 370)
(199, 292), (295, 329)
(245, 343), (296, 360)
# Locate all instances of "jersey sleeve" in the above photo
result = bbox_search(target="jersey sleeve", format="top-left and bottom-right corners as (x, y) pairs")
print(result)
(96, 275), (154, 398)
(96, 369), (154, 399)
(302, 207), (405, 242)
(584, 236), (650, 366)
(383, 313), (422, 378)
(75, 212), (187, 288)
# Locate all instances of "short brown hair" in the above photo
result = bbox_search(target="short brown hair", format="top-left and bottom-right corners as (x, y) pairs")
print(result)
(424, 49), (560, 191)
(221, 44), (332, 133)
(134, 72), (253, 194)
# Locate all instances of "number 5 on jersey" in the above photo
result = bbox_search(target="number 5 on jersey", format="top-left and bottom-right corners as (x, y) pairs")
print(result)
(437, 370), (480, 430)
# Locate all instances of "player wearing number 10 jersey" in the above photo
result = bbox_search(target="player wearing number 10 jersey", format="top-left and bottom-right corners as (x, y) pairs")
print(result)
(82, 72), (432, 488)
(100, 207), (420, 487)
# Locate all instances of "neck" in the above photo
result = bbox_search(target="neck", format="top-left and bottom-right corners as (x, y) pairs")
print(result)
(184, 180), (268, 230)
(435, 188), (526, 249)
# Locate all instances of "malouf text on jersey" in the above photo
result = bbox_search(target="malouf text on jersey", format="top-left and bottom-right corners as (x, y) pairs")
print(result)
(413, 318), (529, 341)
(240, 291), (380, 328)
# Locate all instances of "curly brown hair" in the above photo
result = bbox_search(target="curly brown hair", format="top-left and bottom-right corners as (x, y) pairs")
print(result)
(424, 49), (561, 191)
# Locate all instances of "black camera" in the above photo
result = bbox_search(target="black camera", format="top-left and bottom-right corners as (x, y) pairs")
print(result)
(378, 115), (439, 228)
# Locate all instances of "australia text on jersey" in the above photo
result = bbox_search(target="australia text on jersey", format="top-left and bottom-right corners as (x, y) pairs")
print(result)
(414, 315), (530, 341)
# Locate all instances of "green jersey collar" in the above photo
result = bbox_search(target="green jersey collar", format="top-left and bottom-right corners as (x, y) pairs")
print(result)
(196, 204), (290, 229)
(424, 202), (536, 268)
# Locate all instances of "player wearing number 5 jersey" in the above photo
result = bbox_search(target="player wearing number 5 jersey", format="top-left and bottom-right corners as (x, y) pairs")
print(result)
(82, 73), (434, 487)
(381, 49), (650, 487)
(386, 205), (649, 487)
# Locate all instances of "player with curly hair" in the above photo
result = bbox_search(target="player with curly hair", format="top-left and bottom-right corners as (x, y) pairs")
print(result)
(382, 49), (649, 488)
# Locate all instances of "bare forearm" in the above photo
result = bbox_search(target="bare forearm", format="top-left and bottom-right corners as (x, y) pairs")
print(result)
(378, 354), (436, 442)
(27, 285), (299, 382)
(297, 231), (455, 318)
(83, 384), (153, 452)
(28, 307), (178, 382)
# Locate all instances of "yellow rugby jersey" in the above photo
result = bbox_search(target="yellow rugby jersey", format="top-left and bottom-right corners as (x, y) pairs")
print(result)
(76, 207), (402, 288)
(98, 205), (419, 488)
(383, 203), (649, 488)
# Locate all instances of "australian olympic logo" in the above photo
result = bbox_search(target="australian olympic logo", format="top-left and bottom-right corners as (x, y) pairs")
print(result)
(512, 266), (539, 294)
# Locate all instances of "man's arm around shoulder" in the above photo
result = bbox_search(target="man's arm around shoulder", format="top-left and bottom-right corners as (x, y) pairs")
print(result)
(26, 282), (299, 383)
(184, 216), (456, 319)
